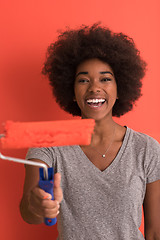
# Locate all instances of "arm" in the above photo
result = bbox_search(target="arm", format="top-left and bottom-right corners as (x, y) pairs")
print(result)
(143, 180), (160, 240)
(19, 159), (63, 224)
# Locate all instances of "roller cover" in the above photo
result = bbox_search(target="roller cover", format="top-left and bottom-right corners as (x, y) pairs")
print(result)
(1, 119), (95, 149)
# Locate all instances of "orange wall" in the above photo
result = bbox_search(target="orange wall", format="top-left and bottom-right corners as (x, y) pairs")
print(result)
(0, 0), (160, 239)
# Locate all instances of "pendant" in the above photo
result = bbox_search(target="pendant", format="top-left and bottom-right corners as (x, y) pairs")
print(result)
(102, 154), (106, 158)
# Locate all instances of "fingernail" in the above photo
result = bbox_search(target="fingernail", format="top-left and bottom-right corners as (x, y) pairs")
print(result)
(57, 211), (60, 215)
(56, 201), (60, 206)
(43, 195), (51, 200)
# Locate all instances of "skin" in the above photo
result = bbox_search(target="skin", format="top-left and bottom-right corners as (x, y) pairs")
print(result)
(20, 58), (160, 239)
(20, 160), (63, 224)
(143, 181), (160, 239)
(74, 58), (117, 121)
(74, 58), (126, 171)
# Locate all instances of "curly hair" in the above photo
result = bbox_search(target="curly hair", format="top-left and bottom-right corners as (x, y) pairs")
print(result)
(42, 23), (147, 117)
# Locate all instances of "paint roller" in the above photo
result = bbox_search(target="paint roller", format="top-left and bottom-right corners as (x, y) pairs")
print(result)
(0, 119), (95, 226)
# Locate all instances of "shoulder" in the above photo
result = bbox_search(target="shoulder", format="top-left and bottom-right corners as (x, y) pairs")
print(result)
(26, 145), (78, 166)
(128, 127), (160, 152)
(127, 127), (160, 183)
(26, 145), (73, 157)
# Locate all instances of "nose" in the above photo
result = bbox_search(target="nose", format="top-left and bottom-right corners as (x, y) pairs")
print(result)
(88, 80), (101, 93)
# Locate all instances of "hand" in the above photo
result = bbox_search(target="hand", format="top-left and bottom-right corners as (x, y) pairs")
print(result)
(28, 173), (63, 220)
(54, 172), (63, 203)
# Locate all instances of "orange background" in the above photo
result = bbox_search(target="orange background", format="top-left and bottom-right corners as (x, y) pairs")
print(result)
(0, 0), (160, 239)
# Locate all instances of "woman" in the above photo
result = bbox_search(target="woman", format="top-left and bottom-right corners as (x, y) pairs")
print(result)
(20, 24), (160, 240)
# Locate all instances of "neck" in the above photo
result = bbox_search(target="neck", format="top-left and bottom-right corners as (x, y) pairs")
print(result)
(91, 117), (117, 145)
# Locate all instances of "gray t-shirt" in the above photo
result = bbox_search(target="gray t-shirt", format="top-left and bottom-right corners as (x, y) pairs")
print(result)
(26, 127), (160, 240)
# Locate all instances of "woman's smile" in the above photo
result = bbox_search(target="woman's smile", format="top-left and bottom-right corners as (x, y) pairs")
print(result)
(85, 97), (107, 111)
(74, 58), (117, 120)
(86, 98), (106, 107)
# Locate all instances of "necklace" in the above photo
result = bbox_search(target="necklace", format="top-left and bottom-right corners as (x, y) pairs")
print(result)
(90, 125), (116, 158)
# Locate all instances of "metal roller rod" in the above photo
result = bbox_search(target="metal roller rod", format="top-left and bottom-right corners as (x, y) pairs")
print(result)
(0, 152), (48, 180)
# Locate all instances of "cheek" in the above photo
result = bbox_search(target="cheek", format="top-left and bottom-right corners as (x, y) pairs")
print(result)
(74, 89), (86, 112)
(106, 85), (117, 105)
(106, 83), (117, 95)
(74, 86), (84, 101)
(74, 89), (81, 106)
(74, 88), (79, 101)
(111, 83), (117, 97)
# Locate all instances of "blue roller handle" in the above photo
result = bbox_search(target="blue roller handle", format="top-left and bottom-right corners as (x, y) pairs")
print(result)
(39, 167), (57, 226)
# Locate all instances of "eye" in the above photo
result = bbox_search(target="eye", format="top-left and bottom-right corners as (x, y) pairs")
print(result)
(77, 79), (89, 83)
(101, 78), (112, 82)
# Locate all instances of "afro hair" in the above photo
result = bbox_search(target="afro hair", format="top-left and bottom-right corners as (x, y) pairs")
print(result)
(42, 23), (147, 117)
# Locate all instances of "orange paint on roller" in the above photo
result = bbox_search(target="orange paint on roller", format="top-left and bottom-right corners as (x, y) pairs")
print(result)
(1, 119), (95, 149)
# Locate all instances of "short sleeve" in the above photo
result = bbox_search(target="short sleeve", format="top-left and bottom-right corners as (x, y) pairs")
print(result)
(26, 147), (54, 168)
(145, 138), (160, 183)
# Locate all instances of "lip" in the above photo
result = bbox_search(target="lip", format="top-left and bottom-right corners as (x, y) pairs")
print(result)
(85, 95), (106, 101)
(85, 96), (107, 110)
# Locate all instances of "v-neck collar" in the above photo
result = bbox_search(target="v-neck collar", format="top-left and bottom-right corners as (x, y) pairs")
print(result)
(76, 127), (131, 174)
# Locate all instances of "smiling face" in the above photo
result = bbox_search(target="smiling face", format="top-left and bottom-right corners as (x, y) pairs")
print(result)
(74, 58), (117, 121)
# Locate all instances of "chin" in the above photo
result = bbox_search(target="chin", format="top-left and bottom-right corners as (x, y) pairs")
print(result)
(81, 112), (112, 121)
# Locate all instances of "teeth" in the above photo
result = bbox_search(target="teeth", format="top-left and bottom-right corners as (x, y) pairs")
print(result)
(86, 99), (105, 103)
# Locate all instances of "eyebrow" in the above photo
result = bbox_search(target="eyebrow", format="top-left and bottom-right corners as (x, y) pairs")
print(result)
(75, 71), (113, 77)
(75, 72), (88, 77)
(100, 71), (113, 76)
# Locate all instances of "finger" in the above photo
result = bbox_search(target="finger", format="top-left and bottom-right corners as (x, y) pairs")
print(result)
(54, 173), (63, 203)
(30, 190), (59, 209)
(29, 187), (54, 216)
(54, 173), (61, 188)
(42, 205), (60, 218)
(41, 199), (60, 209)
(28, 203), (59, 219)
(32, 187), (52, 200)
(29, 198), (60, 218)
